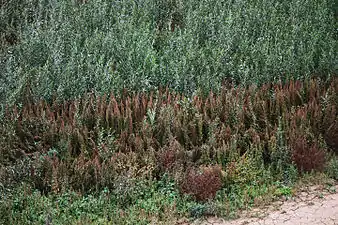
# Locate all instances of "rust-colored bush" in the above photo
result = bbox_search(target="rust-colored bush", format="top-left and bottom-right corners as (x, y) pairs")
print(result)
(158, 149), (177, 171)
(290, 135), (326, 173)
(157, 138), (184, 172)
(1, 77), (337, 195)
(180, 165), (223, 202)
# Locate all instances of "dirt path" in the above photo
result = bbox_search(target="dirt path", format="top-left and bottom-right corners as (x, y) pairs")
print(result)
(194, 184), (338, 225)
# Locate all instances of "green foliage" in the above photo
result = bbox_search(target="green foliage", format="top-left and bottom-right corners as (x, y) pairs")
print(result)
(326, 156), (338, 180)
(269, 116), (294, 181)
(1, 0), (337, 108)
(224, 152), (268, 186)
(217, 181), (275, 215)
(274, 182), (293, 197)
(0, 179), (183, 225)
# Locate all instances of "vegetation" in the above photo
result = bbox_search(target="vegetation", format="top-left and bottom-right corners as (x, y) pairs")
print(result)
(0, 0), (337, 224)
(1, 77), (337, 224)
(1, 0), (337, 107)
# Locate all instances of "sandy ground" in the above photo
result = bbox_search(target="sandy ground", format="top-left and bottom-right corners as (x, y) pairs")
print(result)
(188, 184), (338, 225)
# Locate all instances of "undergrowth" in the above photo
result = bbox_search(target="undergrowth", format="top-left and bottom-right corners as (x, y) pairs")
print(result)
(0, 77), (337, 224)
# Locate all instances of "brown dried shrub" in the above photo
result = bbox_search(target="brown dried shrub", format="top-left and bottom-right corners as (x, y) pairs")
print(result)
(324, 121), (338, 154)
(290, 134), (326, 173)
(180, 165), (223, 202)
(157, 138), (183, 172)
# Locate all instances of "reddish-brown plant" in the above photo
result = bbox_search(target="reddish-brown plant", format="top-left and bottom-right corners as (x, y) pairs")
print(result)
(290, 134), (326, 173)
(180, 165), (223, 201)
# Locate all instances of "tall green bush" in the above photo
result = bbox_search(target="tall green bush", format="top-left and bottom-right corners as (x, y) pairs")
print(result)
(1, 0), (337, 107)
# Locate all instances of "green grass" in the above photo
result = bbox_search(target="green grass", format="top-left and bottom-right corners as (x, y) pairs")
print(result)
(0, 174), (284, 224)
(2, 169), (335, 224)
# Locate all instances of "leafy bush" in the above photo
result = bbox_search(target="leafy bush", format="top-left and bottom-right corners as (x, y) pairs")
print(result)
(0, 181), (182, 225)
(1, 0), (337, 108)
(326, 156), (338, 180)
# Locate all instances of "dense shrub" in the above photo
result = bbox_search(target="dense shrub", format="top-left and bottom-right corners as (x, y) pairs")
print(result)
(180, 165), (223, 202)
(326, 156), (338, 180)
(1, 77), (336, 195)
(290, 134), (326, 173)
(1, 0), (337, 108)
